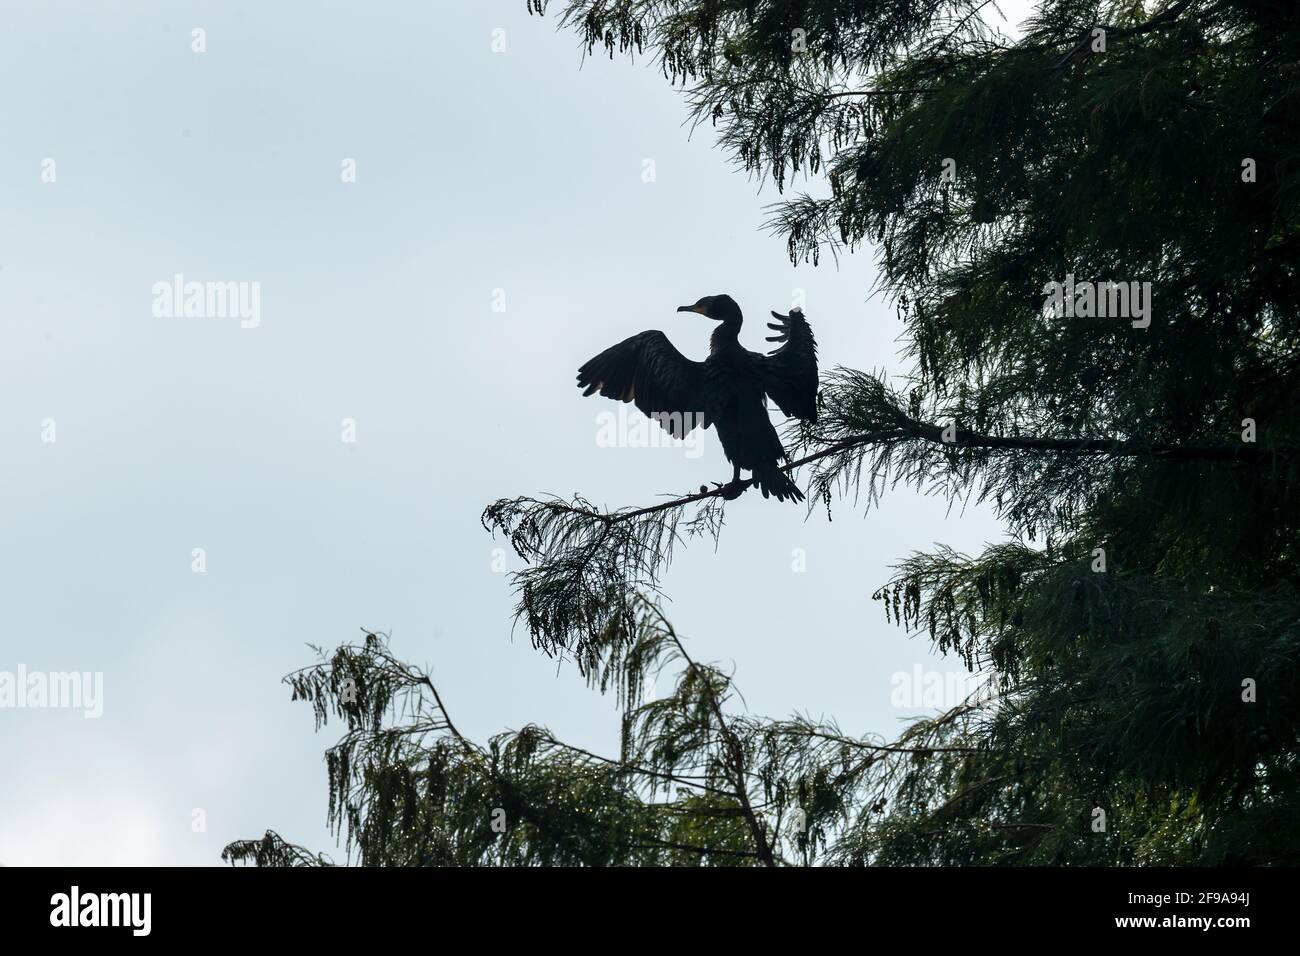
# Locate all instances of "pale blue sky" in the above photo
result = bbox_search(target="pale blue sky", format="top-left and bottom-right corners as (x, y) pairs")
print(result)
(0, 1), (1021, 864)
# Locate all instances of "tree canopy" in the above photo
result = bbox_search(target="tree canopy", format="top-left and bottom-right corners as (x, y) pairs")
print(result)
(226, 0), (1300, 866)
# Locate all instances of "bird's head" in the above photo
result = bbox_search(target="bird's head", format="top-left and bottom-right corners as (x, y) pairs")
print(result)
(677, 294), (742, 323)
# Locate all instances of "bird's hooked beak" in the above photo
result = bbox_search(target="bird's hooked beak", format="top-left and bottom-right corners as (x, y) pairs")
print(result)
(677, 304), (704, 315)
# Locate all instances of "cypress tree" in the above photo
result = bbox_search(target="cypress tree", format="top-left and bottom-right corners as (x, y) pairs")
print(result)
(227, 0), (1300, 866)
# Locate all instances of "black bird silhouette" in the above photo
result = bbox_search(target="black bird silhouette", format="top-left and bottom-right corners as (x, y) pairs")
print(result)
(576, 294), (818, 502)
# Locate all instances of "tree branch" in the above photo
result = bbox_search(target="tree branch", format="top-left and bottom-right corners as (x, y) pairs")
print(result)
(534, 732), (737, 799)
(650, 605), (776, 867)
(591, 418), (1281, 524)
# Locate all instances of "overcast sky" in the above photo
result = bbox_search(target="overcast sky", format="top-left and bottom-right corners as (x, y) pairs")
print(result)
(0, 1), (1029, 865)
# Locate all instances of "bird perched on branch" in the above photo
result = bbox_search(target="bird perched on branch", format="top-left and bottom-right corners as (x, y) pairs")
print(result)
(576, 294), (818, 502)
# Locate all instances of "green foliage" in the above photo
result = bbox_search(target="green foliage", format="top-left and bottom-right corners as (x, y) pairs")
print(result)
(224, 605), (904, 866)
(229, 1), (1300, 864)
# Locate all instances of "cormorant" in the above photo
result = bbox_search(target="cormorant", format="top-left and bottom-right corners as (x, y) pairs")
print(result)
(576, 294), (818, 502)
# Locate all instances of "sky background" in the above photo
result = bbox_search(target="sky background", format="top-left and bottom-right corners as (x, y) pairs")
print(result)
(0, 0), (1030, 865)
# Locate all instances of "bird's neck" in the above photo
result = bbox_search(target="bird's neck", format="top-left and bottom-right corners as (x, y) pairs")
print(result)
(710, 316), (742, 352)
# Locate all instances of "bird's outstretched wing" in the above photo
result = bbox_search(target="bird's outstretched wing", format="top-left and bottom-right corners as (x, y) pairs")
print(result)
(758, 309), (818, 421)
(577, 330), (710, 437)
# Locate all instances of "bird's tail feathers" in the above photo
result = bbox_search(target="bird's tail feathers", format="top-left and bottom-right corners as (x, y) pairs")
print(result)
(753, 463), (804, 503)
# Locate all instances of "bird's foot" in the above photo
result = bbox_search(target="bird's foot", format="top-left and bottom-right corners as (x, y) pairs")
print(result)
(719, 478), (748, 501)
